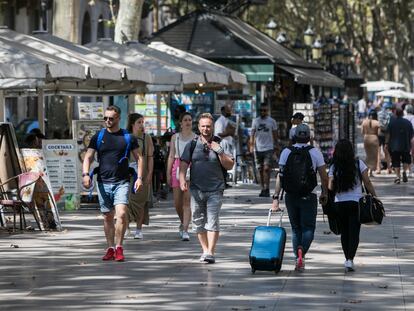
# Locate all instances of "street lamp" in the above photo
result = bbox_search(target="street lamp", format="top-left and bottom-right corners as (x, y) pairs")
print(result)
(291, 38), (305, 58)
(343, 48), (353, 76)
(266, 18), (277, 38)
(385, 53), (394, 81)
(312, 37), (323, 63)
(276, 32), (289, 46)
(303, 26), (315, 61)
(304, 26), (315, 46)
(334, 36), (344, 64)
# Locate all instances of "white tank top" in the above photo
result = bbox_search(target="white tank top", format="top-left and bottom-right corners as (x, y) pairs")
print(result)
(175, 133), (195, 158)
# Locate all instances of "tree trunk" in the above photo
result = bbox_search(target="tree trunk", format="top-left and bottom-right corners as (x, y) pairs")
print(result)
(115, 0), (144, 43)
(53, 0), (79, 43)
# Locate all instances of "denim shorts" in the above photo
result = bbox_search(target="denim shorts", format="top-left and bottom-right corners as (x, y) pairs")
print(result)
(190, 189), (223, 233)
(97, 181), (130, 213)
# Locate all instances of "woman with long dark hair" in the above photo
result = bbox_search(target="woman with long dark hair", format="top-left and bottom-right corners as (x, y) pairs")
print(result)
(166, 112), (196, 241)
(126, 113), (154, 239)
(328, 139), (377, 272)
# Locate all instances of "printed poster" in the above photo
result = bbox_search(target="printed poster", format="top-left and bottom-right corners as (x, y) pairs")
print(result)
(20, 148), (62, 230)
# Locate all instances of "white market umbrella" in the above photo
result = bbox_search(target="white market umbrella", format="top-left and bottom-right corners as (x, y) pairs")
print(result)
(361, 80), (405, 92)
(376, 89), (414, 99)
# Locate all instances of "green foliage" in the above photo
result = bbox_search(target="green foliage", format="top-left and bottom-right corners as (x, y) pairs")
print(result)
(244, 0), (414, 85)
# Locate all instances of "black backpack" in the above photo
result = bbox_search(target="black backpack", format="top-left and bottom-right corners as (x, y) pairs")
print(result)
(281, 146), (317, 196)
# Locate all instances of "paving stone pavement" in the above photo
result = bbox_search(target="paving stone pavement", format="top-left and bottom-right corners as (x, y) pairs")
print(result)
(0, 171), (413, 311)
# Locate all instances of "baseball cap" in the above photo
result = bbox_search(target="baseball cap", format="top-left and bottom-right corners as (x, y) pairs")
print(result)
(292, 112), (305, 120)
(295, 123), (311, 139)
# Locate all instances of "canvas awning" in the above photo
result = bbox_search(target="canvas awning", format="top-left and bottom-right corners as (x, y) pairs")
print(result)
(0, 35), (85, 81)
(87, 39), (245, 91)
(278, 65), (344, 88)
(147, 41), (247, 87)
(0, 28), (150, 94)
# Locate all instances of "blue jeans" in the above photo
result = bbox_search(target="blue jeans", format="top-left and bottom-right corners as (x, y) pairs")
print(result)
(285, 193), (317, 257)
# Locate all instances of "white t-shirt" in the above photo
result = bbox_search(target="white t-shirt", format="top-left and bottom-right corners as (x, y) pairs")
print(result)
(357, 99), (367, 113)
(252, 116), (277, 152)
(328, 159), (367, 202)
(214, 115), (234, 147)
(279, 143), (325, 193)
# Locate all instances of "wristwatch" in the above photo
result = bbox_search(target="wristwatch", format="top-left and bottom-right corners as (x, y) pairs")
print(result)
(272, 194), (279, 200)
(82, 173), (89, 177)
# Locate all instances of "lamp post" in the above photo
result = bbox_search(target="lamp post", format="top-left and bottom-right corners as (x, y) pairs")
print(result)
(276, 32), (289, 47)
(291, 38), (305, 58)
(266, 18), (277, 39)
(343, 48), (353, 77)
(385, 53), (394, 81)
(312, 37), (323, 63)
(303, 26), (315, 61)
(334, 36), (344, 77)
(409, 53), (414, 92)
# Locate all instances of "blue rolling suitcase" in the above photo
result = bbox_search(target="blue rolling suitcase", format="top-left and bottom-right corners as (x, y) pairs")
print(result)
(249, 209), (286, 274)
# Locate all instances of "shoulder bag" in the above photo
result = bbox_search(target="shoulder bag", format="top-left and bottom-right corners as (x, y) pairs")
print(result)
(357, 160), (385, 225)
(175, 134), (191, 181)
(322, 189), (341, 235)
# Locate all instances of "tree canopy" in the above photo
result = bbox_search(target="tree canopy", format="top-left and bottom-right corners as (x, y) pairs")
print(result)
(245, 0), (414, 87)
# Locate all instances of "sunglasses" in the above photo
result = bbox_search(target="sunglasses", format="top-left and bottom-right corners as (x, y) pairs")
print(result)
(103, 116), (116, 121)
(260, 109), (268, 112)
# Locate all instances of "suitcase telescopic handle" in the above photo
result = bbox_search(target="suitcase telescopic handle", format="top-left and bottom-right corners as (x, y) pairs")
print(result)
(267, 208), (284, 227)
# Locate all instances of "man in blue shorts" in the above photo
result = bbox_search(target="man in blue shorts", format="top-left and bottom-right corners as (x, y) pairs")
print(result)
(82, 105), (143, 262)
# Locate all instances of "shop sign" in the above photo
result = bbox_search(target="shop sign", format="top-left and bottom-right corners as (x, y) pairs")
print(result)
(42, 140), (78, 194)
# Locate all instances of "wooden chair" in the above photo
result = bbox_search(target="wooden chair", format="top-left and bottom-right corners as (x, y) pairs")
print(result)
(0, 172), (42, 231)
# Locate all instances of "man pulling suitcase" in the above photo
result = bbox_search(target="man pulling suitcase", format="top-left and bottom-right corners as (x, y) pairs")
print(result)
(272, 124), (328, 271)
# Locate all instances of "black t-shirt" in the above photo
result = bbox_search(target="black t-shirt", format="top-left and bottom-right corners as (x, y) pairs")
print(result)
(88, 129), (139, 183)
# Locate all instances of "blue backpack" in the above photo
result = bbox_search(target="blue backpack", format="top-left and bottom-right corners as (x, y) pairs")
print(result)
(96, 128), (131, 164)
(88, 128), (137, 193)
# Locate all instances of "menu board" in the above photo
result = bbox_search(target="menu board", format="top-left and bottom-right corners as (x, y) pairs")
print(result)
(78, 102), (105, 120)
(42, 140), (78, 194)
(20, 148), (62, 230)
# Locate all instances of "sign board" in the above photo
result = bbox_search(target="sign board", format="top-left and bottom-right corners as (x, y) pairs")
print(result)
(42, 140), (78, 194)
(20, 148), (62, 230)
(78, 102), (105, 120)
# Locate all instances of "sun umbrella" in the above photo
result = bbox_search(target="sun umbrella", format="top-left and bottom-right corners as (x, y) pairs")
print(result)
(375, 89), (414, 99)
(361, 80), (404, 92)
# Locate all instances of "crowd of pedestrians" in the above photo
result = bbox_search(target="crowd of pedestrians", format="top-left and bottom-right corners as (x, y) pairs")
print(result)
(361, 99), (414, 184)
(82, 102), (383, 273)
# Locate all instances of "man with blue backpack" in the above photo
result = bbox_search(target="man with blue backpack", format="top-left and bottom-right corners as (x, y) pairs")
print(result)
(271, 123), (328, 271)
(82, 105), (143, 262)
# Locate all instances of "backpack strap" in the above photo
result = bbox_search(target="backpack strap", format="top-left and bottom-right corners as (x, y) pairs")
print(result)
(189, 136), (198, 160)
(118, 129), (131, 164)
(96, 128), (106, 162)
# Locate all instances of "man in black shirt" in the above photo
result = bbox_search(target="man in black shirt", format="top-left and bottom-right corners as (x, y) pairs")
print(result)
(82, 105), (143, 262)
(387, 108), (413, 184)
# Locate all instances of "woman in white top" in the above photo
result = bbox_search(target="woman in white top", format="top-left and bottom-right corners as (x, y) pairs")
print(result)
(167, 112), (195, 241)
(328, 139), (377, 272)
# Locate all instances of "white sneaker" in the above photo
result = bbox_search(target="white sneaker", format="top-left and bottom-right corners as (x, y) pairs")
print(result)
(179, 224), (184, 238)
(344, 259), (354, 272)
(199, 252), (208, 262)
(134, 230), (143, 239)
(181, 231), (190, 241)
